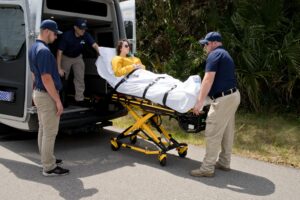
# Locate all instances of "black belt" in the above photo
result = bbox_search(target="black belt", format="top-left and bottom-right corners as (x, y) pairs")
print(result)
(34, 88), (47, 93)
(210, 87), (237, 100)
(34, 88), (60, 93)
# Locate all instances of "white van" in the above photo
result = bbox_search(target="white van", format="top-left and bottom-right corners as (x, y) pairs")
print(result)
(0, 0), (134, 132)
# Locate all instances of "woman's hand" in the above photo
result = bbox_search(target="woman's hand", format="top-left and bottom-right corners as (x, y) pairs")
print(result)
(133, 64), (143, 69)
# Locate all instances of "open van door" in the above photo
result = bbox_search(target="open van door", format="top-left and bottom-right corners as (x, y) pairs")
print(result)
(0, 0), (130, 132)
(120, 0), (136, 53)
(0, 0), (31, 122)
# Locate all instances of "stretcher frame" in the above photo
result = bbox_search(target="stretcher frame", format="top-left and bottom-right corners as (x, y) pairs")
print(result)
(110, 93), (208, 166)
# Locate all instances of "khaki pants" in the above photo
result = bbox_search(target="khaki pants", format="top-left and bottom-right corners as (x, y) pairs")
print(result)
(61, 54), (85, 101)
(200, 90), (240, 172)
(33, 90), (60, 171)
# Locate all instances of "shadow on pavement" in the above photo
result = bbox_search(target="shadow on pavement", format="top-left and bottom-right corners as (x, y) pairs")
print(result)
(0, 129), (275, 199)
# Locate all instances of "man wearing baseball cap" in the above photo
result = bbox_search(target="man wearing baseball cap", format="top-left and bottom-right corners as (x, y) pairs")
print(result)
(29, 19), (69, 176)
(39, 19), (63, 35)
(190, 31), (240, 177)
(56, 18), (100, 106)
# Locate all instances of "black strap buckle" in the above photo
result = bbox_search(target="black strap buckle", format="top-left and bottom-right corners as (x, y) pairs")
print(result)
(142, 77), (164, 99)
(162, 85), (177, 106)
(114, 68), (139, 91)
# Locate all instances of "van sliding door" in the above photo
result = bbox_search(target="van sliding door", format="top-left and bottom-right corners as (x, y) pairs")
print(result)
(0, 2), (28, 119)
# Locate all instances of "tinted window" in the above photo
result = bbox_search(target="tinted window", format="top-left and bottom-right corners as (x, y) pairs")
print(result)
(124, 21), (133, 39)
(97, 32), (114, 48)
(0, 6), (25, 61)
(46, 0), (107, 17)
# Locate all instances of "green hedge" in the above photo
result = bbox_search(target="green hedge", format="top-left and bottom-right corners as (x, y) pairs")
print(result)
(136, 0), (300, 113)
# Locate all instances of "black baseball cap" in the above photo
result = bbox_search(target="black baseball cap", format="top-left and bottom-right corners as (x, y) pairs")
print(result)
(75, 19), (88, 30)
(40, 19), (62, 34)
(199, 32), (222, 45)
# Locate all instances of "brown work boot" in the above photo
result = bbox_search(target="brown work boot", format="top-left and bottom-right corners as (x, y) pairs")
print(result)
(190, 168), (214, 177)
(215, 162), (231, 171)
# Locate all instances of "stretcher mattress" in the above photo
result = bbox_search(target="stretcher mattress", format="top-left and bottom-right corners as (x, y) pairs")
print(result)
(95, 47), (202, 113)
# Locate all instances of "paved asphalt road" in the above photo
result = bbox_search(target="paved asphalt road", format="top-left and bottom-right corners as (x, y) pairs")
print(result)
(0, 127), (299, 200)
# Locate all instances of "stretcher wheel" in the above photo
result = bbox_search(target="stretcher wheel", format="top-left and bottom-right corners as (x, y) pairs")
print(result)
(177, 146), (188, 158)
(111, 138), (121, 151)
(158, 154), (167, 166)
(130, 135), (137, 144)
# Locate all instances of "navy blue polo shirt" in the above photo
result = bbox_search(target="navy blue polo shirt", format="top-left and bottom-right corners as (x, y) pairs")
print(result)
(58, 30), (95, 58)
(205, 46), (237, 96)
(29, 40), (62, 91)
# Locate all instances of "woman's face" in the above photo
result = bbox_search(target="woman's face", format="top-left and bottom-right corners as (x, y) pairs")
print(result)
(120, 41), (130, 55)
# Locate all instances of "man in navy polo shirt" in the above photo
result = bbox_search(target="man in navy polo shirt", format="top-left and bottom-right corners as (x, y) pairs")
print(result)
(29, 19), (69, 176)
(190, 32), (241, 177)
(56, 18), (100, 105)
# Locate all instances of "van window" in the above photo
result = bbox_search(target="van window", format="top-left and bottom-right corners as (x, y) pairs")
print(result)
(0, 6), (25, 61)
(46, 0), (107, 17)
(124, 21), (133, 39)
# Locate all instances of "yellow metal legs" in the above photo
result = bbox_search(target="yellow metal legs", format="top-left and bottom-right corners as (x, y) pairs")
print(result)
(110, 102), (188, 166)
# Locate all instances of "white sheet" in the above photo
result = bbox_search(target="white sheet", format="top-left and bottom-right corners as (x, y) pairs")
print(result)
(95, 47), (201, 113)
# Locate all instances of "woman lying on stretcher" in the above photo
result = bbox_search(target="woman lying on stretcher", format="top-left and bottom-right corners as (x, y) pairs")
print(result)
(107, 39), (203, 113)
(111, 39), (146, 77)
(96, 40), (204, 113)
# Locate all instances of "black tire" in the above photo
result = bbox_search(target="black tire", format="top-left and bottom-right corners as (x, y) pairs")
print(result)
(0, 123), (14, 134)
(110, 139), (121, 151)
(130, 135), (137, 144)
(158, 154), (167, 166)
(159, 157), (167, 166)
(178, 150), (187, 158)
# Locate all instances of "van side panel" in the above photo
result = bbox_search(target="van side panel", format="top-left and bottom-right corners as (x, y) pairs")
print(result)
(0, 4), (27, 118)
(0, 44), (26, 117)
(0, 0), (128, 132)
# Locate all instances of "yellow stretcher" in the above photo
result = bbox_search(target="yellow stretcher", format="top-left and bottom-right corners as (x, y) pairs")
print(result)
(110, 93), (209, 166)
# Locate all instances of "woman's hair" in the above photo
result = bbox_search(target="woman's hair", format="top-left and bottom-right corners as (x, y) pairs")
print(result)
(116, 39), (130, 55)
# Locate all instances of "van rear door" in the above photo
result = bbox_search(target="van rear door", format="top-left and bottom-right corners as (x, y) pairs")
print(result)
(120, 0), (136, 53)
(0, 0), (30, 121)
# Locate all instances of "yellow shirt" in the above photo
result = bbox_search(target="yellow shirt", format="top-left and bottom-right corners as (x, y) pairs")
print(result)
(111, 56), (146, 77)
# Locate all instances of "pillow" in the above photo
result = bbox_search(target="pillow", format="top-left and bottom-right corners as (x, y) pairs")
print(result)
(99, 47), (116, 75)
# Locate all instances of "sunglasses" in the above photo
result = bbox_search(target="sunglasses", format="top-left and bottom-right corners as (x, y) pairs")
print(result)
(201, 42), (209, 47)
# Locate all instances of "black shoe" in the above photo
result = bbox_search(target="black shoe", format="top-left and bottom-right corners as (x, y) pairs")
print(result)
(42, 166), (69, 177)
(39, 159), (62, 168)
(56, 159), (63, 165)
(75, 100), (87, 107)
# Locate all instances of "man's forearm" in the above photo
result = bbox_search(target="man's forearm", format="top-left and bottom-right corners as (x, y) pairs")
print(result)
(41, 74), (61, 103)
(197, 72), (215, 104)
(56, 50), (63, 70)
(92, 43), (100, 55)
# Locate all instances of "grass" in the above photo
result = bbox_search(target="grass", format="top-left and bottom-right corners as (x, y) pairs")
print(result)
(112, 110), (300, 168)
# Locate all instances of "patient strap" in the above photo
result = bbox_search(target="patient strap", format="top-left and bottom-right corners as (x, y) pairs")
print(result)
(114, 68), (139, 91)
(142, 77), (165, 99)
(162, 85), (177, 106)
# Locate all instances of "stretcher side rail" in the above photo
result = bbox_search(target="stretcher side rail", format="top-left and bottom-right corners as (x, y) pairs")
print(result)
(111, 93), (209, 133)
(109, 93), (209, 166)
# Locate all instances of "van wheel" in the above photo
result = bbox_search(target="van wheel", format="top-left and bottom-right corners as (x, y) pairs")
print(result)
(0, 123), (14, 134)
